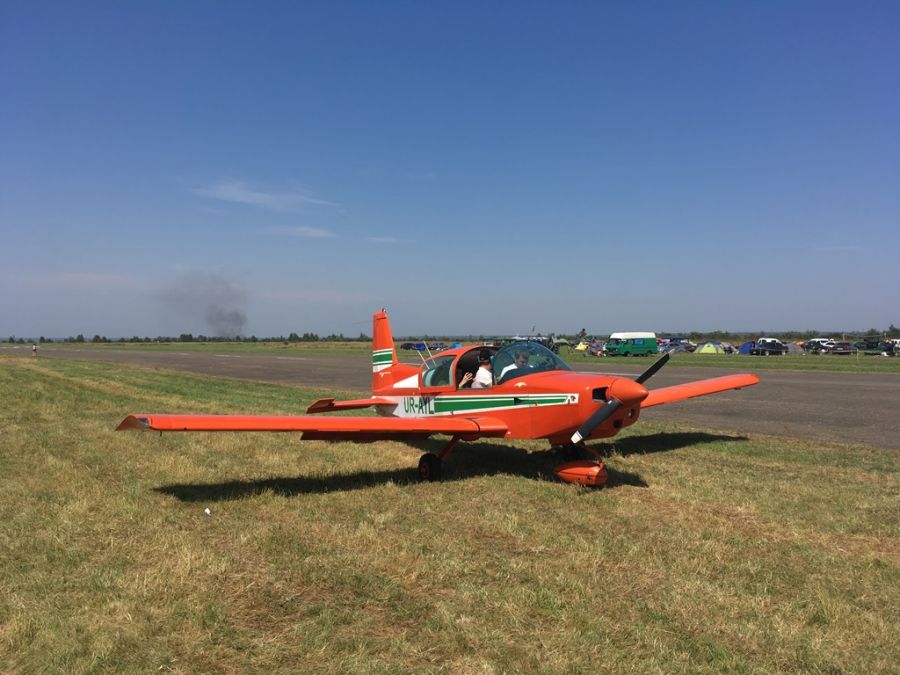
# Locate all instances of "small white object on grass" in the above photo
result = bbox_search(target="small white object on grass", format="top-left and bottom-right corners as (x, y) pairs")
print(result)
(204, 508), (211, 516)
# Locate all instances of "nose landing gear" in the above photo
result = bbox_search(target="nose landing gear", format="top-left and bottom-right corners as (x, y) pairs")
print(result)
(553, 442), (608, 487)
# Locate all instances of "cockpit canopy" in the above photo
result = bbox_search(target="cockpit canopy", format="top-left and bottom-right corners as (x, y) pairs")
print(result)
(420, 340), (572, 389)
(493, 341), (572, 384)
(421, 355), (455, 388)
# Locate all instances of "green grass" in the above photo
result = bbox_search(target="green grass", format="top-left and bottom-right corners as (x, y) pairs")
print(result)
(1, 356), (898, 673)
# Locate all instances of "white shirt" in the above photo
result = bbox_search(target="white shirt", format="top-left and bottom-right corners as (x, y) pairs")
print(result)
(471, 366), (493, 389)
(499, 362), (532, 379)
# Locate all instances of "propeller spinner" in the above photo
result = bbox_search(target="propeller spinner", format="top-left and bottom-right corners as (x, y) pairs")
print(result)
(569, 350), (671, 445)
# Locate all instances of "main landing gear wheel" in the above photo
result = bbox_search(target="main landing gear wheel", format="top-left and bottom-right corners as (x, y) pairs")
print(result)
(418, 453), (442, 482)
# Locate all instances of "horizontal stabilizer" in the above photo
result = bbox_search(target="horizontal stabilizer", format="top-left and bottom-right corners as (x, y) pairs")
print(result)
(117, 413), (507, 438)
(641, 374), (760, 408)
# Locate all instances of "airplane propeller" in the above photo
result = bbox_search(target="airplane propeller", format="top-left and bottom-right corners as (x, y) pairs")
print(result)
(568, 350), (672, 446)
(635, 349), (671, 384)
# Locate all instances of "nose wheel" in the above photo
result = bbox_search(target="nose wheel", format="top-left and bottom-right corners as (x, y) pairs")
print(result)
(557, 442), (590, 461)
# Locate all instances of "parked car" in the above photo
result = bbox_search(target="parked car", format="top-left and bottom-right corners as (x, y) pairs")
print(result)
(804, 339), (835, 354)
(660, 343), (692, 353)
(857, 339), (895, 356)
(399, 342), (415, 350)
(749, 338), (789, 356)
(827, 341), (858, 356)
(665, 337), (697, 352)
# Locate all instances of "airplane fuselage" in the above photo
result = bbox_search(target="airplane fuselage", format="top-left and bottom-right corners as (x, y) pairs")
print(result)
(374, 371), (642, 445)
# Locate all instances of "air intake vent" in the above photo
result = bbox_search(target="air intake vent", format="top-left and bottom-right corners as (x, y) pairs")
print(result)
(592, 387), (608, 402)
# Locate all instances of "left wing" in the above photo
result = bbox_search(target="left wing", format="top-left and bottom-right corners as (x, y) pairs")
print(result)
(117, 413), (507, 441)
(641, 374), (759, 408)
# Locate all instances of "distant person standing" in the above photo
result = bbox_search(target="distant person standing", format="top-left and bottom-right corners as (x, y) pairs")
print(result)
(32, 343), (37, 356)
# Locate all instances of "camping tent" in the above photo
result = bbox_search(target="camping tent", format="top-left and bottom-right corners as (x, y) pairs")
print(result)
(738, 341), (754, 355)
(696, 341), (726, 355)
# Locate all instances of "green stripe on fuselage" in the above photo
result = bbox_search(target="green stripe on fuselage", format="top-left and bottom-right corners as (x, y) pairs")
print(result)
(433, 395), (568, 414)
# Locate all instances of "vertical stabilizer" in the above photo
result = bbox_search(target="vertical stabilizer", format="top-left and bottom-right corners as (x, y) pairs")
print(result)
(371, 309), (419, 394)
(372, 309), (398, 375)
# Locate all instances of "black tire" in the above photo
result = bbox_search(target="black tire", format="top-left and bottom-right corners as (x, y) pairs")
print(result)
(418, 453), (442, 482)
(558, 443), (586, 461)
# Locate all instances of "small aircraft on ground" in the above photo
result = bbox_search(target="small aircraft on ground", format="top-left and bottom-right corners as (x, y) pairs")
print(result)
(118, 310), (760, 487)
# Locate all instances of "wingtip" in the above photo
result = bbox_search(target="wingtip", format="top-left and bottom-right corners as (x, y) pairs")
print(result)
(117, 415), (150, 431)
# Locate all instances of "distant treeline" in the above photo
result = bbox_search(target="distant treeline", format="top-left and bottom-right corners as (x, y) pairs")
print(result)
(6, 332), (371, 344)
(7, 324), (899, 344)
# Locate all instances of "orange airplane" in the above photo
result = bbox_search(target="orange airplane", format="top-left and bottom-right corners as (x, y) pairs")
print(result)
(118, 310), (759, 487)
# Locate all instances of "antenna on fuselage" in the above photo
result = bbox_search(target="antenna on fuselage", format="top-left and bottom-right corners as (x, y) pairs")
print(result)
(415, 340), (435, 363)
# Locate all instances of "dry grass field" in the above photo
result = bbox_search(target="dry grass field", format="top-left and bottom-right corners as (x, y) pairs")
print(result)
(1, 356), (898, 673)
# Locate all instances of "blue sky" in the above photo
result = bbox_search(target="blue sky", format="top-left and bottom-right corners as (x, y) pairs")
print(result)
(2, 1), (898, 338)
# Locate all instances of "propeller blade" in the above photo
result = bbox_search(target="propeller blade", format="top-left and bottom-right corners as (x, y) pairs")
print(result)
(635, 350), (671, 385)
(569, 378), (650, 445)
(570, 399), (621, 445)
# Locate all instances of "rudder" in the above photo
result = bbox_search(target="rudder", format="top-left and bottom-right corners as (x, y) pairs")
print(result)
(371, 309), (418, 394)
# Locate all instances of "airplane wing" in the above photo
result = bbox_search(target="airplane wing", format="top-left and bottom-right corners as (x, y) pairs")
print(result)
(641, 374), (759, 408)
(116, 413), (507, 441)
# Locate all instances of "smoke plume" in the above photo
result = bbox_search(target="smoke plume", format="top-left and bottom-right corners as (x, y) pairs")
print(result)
(160, 273), (248, 337)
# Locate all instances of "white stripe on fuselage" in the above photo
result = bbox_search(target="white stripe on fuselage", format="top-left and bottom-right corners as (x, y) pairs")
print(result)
(392, 374), (419, 388)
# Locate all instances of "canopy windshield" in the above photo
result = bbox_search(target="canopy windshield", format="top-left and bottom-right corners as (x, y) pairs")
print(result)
(494, 341), (572, 384)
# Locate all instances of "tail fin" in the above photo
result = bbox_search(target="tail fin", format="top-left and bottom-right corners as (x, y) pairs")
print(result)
(372, 309), (419, 395)
(371, 310), (418, 393)
(372, 309), (398, 377)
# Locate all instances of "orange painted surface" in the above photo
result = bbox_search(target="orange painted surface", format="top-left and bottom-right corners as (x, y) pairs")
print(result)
(554, 460), (609, 487)
(117, 413), (507, 436)
(641, 374), (760, 408)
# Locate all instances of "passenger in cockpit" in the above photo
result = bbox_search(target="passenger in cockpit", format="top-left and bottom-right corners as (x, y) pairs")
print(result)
(459, 349), (493, 389)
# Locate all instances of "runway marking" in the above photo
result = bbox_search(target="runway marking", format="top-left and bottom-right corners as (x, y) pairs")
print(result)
(215, 354), (241, 358)
(275, 356), (309, 361)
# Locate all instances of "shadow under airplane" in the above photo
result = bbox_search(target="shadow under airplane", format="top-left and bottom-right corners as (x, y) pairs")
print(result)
(153, 431), (746, 502)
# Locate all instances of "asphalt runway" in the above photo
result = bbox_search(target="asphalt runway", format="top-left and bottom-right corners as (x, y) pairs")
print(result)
(17, 346), (900, 450)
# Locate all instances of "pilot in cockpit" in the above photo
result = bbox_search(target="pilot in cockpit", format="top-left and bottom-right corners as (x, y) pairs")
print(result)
(498, 350), (532, 380)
